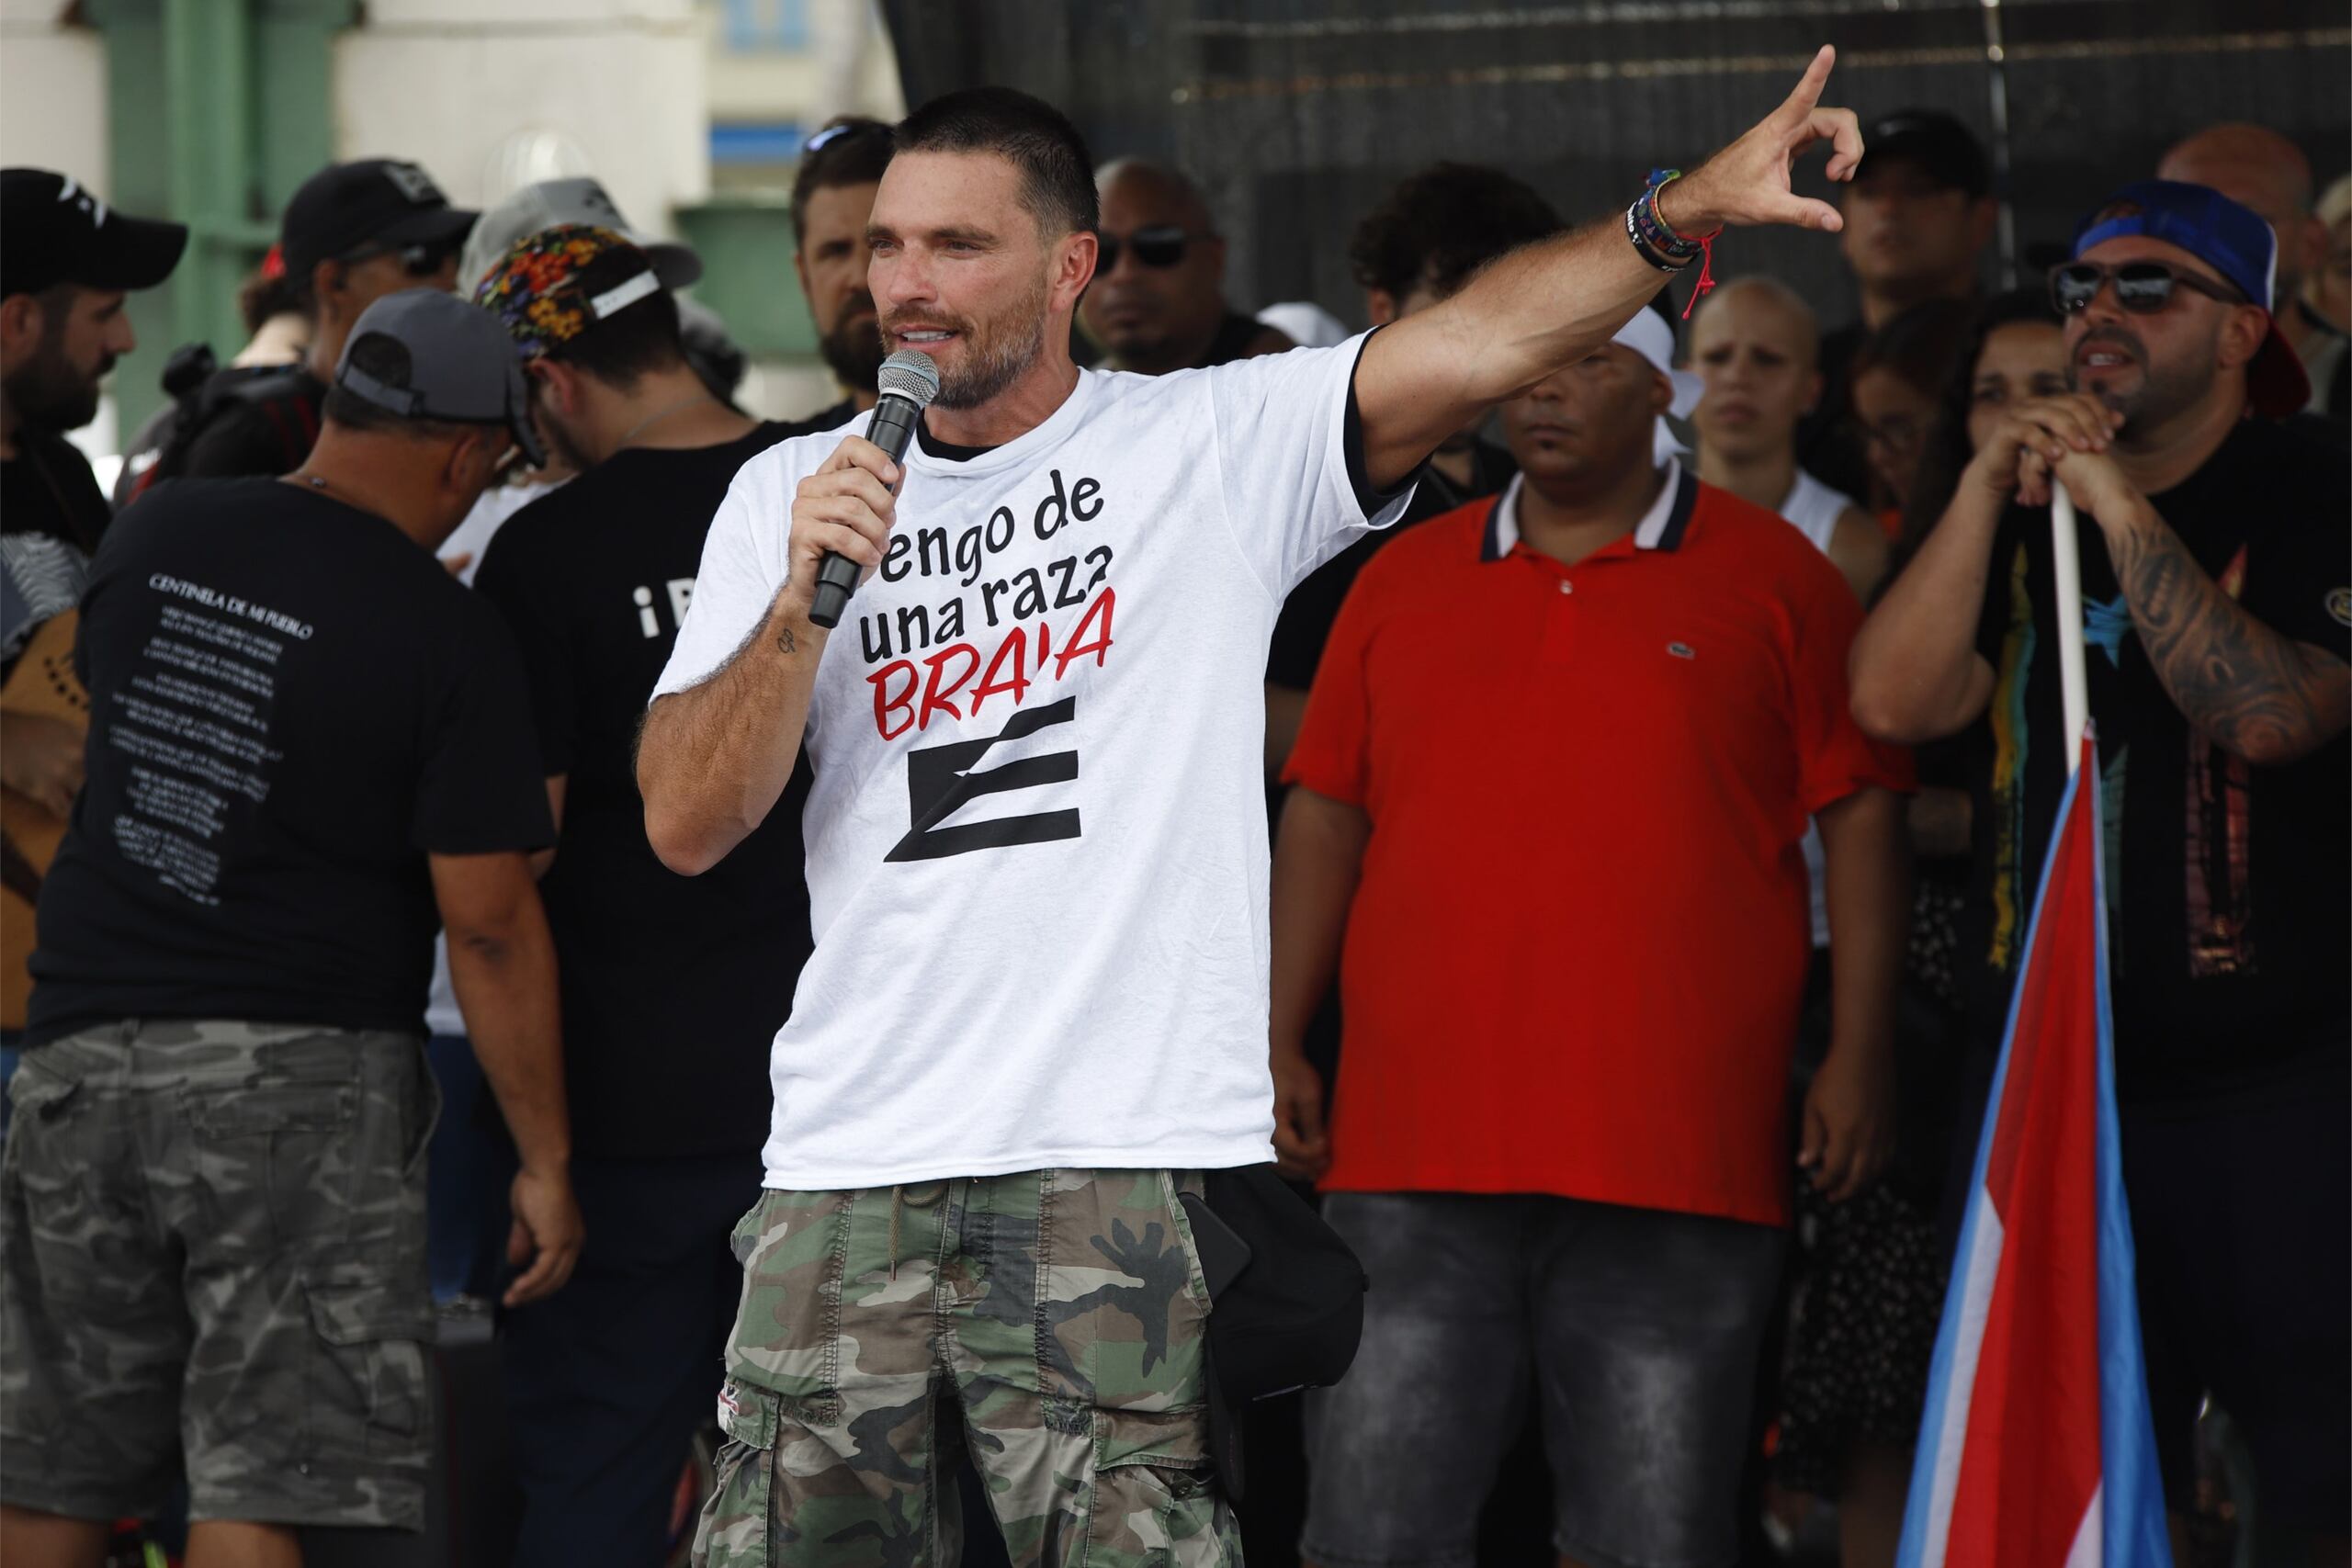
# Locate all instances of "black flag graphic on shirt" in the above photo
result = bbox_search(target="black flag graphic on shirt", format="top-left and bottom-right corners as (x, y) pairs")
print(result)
(887, 697), (1080, 862)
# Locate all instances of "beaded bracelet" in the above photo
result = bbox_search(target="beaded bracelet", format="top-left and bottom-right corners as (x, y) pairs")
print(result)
(1632, 170), (1709, 261)
(1623, 197), (1691, 273)
(1628, 169), (1724, 318)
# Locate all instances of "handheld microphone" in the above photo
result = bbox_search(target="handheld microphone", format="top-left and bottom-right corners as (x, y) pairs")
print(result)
(808, 349), (940, 629)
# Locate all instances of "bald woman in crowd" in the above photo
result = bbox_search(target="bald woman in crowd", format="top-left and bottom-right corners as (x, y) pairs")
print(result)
(1690, 275), (1889, 601)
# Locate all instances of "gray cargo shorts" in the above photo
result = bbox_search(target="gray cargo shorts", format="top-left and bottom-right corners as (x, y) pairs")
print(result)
(0, 1019), (438, 1531)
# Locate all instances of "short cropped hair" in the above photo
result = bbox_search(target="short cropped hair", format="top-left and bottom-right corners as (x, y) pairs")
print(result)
(1349, 163), (1562, 301)
(894, 87), (1097, 238)
(544, 247), (685, 389)
(792, 116), (897, 242)
(1691, 274), (1821, 365)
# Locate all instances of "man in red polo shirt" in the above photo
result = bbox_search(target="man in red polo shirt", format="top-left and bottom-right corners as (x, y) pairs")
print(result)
(1272, 296), (1913, 1568)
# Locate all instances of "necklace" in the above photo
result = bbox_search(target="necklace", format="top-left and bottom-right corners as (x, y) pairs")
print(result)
(617, 392), (717, 449)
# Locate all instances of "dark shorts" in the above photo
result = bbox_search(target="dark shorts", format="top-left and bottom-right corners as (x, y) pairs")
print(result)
(2123, 1071), (2351, 1534)
(0, 1020), (438, 1530)
(1303, 1190), (1785, 1568)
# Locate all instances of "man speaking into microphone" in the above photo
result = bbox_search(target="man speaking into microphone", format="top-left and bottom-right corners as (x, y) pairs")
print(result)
(641, 56), (1865, 1563)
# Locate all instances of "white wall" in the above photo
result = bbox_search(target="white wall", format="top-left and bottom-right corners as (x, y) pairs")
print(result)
(0, 1), (107, 183)
(707, 0), (903, 129)
(334, 0), (709, 241)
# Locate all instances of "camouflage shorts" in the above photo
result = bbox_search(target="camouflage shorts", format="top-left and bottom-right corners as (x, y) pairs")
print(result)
(694, 1168), (1240, 1568)
(0, 1019), (438, 1530)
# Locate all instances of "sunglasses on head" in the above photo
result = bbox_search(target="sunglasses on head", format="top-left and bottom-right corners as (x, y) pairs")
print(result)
(343, 239), (459, 279)
(2048, 259), (2245, 317)
(1097, 225), (1201, 271)
(802, 119), (892, 157)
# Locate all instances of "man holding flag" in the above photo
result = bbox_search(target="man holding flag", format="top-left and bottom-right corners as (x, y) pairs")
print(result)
(1852, 181), (2350, 1556)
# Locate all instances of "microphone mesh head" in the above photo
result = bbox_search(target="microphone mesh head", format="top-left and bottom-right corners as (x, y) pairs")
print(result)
(877, 350), (941, 409)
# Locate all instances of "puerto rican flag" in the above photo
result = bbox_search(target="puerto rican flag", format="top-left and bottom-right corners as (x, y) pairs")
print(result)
(1898, 733), (2172, 1568)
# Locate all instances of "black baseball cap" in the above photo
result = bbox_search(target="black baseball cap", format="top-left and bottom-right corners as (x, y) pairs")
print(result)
(1856, 109), (1992, 197)
(333, 288), (546, 468)
(2, 168), (188, 299)
(280, 159), (477, 281)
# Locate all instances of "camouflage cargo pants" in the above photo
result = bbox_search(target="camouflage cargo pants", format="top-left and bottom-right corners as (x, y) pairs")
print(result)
(0, 1020), (437, 1530)
(694, 1168), (1240, 1568)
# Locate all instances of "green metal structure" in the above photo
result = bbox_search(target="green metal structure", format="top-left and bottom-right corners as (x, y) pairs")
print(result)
(674, 194), (817, 360)
(83, 0), (361, 433)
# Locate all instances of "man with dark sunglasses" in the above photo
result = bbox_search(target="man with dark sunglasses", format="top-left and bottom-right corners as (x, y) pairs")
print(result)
(1852, 179), (2350, 1558)
(175, 158), (475, 480)
(1079, 157), (1291, 376)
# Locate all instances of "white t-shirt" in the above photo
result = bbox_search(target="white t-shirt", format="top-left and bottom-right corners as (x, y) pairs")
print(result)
(652, 337), (1409, 1190)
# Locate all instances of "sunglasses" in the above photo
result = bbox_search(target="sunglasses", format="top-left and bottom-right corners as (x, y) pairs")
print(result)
(802, 119), (891, 157)
(2048, 259), (2245, 317)
(1097, 225), (1203, 271)
(343, 239), (459, 279)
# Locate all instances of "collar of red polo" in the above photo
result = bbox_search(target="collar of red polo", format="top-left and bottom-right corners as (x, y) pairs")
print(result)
(1480, 458), (1698, 563)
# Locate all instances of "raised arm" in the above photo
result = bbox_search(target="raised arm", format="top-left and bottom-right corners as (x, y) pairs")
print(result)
(1352, 45), (1865, 490)
(639, 434), (897, 875)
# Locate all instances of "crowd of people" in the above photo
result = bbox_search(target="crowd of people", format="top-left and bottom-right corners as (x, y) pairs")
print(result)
(0, 45), (2345, 1568)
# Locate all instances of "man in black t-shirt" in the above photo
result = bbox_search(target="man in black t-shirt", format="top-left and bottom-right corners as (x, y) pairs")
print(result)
(173, 158), (473, 481)
(1797, 111), (1995, 503)
(1, 169), (185, 555)
(1, 169), (186, 1037)
(2, 290), (579, 1557)
(1080, 158), (1293, 375)
(470, 225), (832, 1567)
(1854, 182), (2350, 1548)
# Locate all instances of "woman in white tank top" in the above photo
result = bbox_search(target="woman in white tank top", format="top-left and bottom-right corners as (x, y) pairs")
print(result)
(1689, 276), (1888, 605)
(1690, 277), (1894, 950)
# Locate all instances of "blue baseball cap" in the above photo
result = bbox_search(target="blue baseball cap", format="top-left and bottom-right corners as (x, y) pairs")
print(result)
(2071, 179), (2309, 417)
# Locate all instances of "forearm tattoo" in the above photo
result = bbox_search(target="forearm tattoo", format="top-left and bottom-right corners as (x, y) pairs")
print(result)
(2109, 513), (2351, 763)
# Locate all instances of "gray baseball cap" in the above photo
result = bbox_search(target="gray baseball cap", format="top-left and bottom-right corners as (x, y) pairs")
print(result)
(460, 176), (701, 293)
(334, 288), (546, 467)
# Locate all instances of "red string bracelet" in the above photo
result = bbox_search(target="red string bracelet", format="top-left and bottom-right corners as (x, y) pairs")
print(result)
(1662, 197), (1724, 321)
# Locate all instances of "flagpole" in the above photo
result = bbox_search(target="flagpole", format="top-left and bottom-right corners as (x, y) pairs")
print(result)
(2050, 481), (2090, 775)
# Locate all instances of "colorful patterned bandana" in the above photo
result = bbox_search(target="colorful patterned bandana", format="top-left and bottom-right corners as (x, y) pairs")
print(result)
(472, 223), (662, 360)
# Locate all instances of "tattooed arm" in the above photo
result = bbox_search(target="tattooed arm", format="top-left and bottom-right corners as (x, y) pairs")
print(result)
(2093, 491), (2350, 766)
